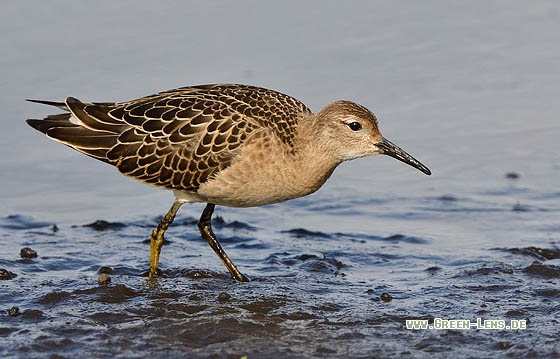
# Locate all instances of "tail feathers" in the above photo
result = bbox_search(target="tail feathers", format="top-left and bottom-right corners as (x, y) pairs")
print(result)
(26, 98), (116, 110)
(28, 97), (127, 133)
(26, 96), (138, 163)
(26, 117), (75, 134)
(65, 97), (127, 132)
(26, 99), (68, 111)
(26, 99), (121, 163)
(46, 126), (118, 150)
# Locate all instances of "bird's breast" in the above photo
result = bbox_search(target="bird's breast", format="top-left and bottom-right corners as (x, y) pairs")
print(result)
(195, 138), (338, 208)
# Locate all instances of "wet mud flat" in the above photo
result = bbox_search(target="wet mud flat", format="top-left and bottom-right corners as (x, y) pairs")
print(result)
(0, 210), (559, 359)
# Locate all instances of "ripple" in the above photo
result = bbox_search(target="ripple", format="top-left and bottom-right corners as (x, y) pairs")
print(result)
(463, 264), (514, 276)
(383, 233), (428, 244)
(212, 216), (257, 231)
(0, 214), (53, 230)
(279, 253), (345, 276)
(166, 302), (208, 316)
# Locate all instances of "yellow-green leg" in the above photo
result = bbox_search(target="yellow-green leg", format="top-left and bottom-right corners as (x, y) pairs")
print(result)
(148, 200), (183, 277)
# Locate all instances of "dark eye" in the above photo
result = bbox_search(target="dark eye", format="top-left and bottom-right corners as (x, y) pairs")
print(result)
(347, 121), (362, 131)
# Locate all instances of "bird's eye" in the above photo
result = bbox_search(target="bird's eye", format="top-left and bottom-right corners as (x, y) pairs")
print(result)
(347, 121), (362, 131)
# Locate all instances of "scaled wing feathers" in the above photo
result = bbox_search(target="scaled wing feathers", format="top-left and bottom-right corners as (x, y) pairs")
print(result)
(26, 84), (312, 191)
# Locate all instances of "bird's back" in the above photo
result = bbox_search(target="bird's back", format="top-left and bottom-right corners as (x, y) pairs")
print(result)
(27, 84), (312, 192)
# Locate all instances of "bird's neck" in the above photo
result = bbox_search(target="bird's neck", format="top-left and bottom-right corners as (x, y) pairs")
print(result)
(287, 115), (342, 194)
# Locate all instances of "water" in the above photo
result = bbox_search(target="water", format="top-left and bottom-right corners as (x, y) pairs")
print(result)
(1, 1), (559, 358)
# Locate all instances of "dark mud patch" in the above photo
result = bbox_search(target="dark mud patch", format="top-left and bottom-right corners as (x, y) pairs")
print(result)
(282, 228), (332, 239)
(534, 288), (560, 298)
(507, 246), (560, 260)
(77, 284), (142, 303)
(163, 268), (234, 281)
(523, 262), (560, 278)
(38, 291), (72, 306)
(505, 172), (521, 179)
(436, 194), (460, 202)
(82, 220), (127, 231)
(512, 203), (532, 212)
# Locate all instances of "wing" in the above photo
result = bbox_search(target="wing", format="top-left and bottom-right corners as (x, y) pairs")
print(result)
(27, 84), (312, 191)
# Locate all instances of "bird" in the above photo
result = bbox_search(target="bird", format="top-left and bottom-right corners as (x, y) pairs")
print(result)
(26, 84), (431, 282)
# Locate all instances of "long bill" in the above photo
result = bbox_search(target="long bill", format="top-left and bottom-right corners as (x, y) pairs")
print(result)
(376, 137), (431, 175)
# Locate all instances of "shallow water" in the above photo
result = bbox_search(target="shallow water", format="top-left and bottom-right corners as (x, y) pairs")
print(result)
(1, 1), (560, 358)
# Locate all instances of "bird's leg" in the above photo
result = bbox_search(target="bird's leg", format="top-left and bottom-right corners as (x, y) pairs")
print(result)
(198, 203), (249, 282)
(148, 200), (183, 278)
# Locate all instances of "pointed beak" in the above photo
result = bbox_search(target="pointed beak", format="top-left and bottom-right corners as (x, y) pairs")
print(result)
(376, 137), (431, 175)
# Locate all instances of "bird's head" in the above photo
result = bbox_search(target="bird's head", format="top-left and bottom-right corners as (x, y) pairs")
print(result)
(314, 100), (431, 175)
